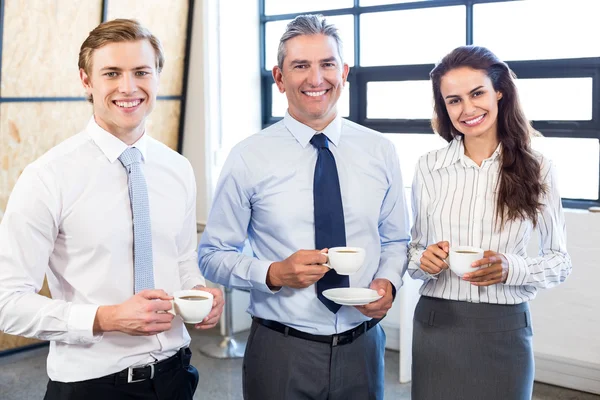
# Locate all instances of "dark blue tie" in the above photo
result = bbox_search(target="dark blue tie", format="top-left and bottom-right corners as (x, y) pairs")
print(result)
(310, 133), (349, 313)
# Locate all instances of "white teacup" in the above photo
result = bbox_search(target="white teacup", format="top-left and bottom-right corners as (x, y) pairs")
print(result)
(168, 290), (213, 324)
(448, 246), (484, 277)
(323, 247), (366, 275)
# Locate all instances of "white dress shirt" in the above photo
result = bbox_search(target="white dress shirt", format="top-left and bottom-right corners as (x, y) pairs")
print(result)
(408, 137), (572, 304)
(199, 112), (410, 335)
(0, 118), (205, 382)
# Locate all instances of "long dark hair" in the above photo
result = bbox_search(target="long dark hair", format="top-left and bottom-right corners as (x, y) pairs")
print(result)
(430, 45), (546, 227)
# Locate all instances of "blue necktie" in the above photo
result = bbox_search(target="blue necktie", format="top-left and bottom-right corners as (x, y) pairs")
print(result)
(310, 133), (349, 313)
(119, 147), (155, 293)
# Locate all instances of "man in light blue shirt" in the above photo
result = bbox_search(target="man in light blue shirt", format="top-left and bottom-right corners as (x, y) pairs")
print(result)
(199, 14), (409, 400)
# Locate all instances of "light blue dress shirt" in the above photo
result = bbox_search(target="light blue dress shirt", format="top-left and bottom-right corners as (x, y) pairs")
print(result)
(199, 112), (410, 335)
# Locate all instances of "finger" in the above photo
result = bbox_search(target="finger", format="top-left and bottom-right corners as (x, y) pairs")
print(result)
(428, 246), (449, 263)
(463, 265), (502, 281)
(148, 299), (174, 312)
(471, 256), (502, 268)
(469, 271), (503, 284)
(195, 321), (218, 330)
(420, 258), (444, 274)
(305, 251), (329, 265)
(437, 241), (450, 253)
(138, 289), (173, 300)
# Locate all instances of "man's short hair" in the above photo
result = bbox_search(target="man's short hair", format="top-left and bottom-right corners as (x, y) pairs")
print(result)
(78, 19), (165, 76)
(277, 14), (344, 69)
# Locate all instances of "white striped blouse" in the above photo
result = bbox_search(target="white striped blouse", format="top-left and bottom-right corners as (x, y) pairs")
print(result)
(407, 137), (572, 304)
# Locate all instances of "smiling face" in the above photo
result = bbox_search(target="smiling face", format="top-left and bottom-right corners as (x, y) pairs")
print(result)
(272, 34), (349, 131)
(80, 39), (159, 143)
(440, 66), (503, 141)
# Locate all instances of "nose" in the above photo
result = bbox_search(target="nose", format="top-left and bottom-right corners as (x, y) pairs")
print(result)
(307, 67), (324, 87)
(462, 99), (477, 116)
(118, 73), (138, 94)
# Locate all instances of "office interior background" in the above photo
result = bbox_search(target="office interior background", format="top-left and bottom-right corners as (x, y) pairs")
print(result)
(0, 0), (599, 398)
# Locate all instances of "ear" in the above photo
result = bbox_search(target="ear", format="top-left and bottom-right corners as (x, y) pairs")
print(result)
(342, 63), (349, 86)
(496, 91), (503, 101)
(80, 68), (93, 95)
(272, 66), (285, 93)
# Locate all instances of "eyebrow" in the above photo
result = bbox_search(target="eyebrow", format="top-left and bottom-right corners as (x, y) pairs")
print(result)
(289, 57), (338, 66)
(99, 65), (153, 72)
(445, 85), (485, 99)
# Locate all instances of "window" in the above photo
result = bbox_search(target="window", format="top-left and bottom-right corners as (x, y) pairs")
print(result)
(260, 0), (600, 207)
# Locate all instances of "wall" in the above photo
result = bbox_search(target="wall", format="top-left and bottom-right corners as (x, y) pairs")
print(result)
(528, 211), (600, 393)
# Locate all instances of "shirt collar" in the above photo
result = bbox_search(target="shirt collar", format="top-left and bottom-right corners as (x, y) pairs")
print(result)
(433, 136), (502, 171)
(283, 111), (343, 148)
(86, 117), (148, 164)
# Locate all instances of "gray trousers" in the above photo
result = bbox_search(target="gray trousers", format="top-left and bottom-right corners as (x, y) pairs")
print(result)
(412, 296), (534, 400)
(243, 319), (385, 400)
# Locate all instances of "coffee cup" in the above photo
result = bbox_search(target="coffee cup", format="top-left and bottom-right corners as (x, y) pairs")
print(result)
(322, 247), (366, 275)
(168, 290), (213, 324)
(448, 246), (484, 277)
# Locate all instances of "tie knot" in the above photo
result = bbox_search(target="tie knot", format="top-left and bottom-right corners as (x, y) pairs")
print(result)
(118, 147), (143, 167)
(310, 134), (329, 149)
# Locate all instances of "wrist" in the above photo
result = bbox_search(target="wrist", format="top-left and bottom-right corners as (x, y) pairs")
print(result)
(267, 262), (283, 289)
(93, 305), (116, 334)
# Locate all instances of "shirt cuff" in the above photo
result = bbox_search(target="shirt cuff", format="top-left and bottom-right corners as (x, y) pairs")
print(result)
(250, 259), (279, 294)
(67, 304), (103, 344)
(503, 253), (528, 286)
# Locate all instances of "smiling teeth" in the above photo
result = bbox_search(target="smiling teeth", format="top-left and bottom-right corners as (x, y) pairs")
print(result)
(115, 100), (141, 108)
(305, 90), (327, 97)
(464, 114), (484, 125)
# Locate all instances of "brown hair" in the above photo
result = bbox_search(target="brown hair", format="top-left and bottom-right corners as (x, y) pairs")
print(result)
(79, 18), (164, 76)
(430, 45), (546, 227)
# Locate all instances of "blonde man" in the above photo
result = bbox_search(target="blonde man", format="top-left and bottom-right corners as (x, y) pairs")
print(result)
(0, 19), (223, 400)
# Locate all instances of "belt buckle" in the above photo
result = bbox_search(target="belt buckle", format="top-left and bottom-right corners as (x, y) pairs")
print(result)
(332, 335), (339, 347)
(127, 364), (154, 383)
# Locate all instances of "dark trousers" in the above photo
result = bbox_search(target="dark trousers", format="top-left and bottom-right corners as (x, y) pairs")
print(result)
(44, 354), (199, 400)
(243, 319), (385, 400)
(412, 296), (534, 400)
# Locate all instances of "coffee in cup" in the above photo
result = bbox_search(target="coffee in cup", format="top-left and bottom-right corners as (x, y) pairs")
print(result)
(168, 290), (213, 323)
(448, 246), (484, 277)
(322, 247), (366, 275)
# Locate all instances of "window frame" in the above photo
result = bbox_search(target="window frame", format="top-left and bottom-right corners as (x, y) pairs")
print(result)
(259, 0), (600, 208)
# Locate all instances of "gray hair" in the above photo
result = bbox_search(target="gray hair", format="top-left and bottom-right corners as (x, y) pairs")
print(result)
(277, 14), (344, 69)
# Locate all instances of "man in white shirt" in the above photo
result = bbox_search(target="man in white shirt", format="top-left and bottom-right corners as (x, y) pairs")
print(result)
(0, 19), (223, 400)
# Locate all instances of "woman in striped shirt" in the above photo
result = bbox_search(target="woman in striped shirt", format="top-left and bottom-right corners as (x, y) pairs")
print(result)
(408, 45), (572, 400)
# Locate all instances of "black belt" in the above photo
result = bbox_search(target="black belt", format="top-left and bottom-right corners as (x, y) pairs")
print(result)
(94, 347), (191, 385)
(253, 317), (380, 347)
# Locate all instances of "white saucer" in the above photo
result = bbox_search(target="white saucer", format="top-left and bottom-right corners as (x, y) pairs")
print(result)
(322, 288), (382, 306)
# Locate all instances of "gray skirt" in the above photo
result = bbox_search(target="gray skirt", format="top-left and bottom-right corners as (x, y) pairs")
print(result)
(411, 296), (534, 400)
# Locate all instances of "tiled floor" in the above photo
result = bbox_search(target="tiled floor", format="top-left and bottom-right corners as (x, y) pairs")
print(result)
(0, 328), (598, 399)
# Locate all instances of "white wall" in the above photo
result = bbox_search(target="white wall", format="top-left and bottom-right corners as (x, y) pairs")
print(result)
(528, 211), (600, 393)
